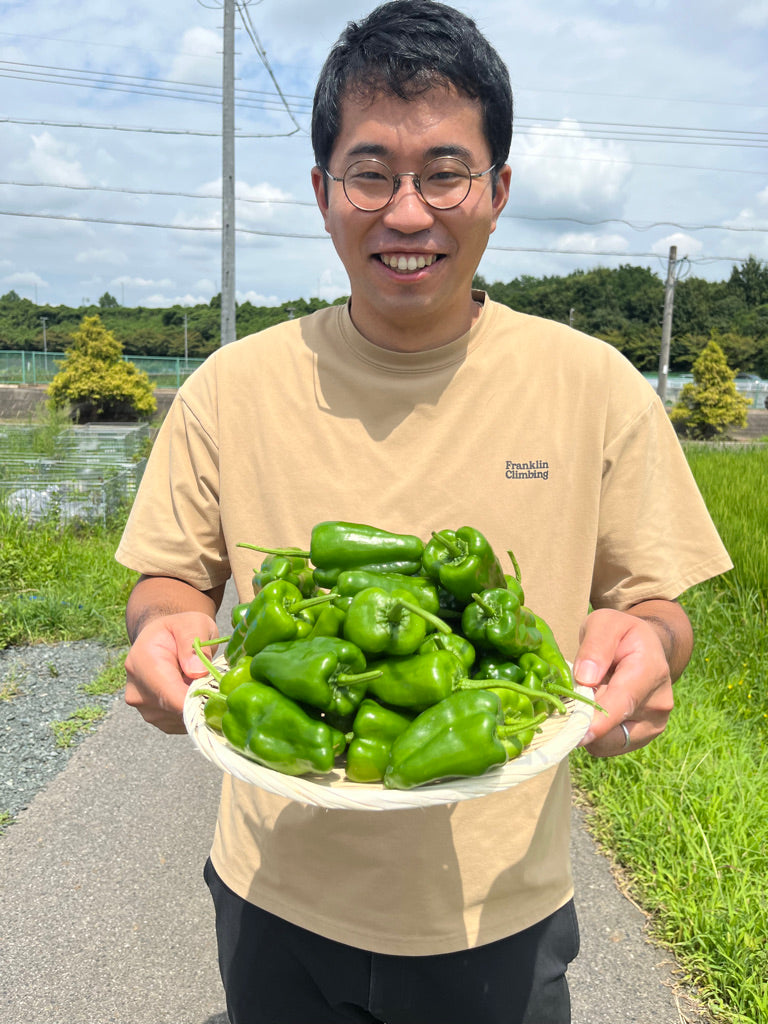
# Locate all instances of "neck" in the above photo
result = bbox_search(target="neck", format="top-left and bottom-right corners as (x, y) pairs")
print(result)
(349, 295), (483, 352)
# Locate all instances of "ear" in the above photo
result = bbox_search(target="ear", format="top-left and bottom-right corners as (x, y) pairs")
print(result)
(489, 163), (511, 235)
(311, 166), (331, 231)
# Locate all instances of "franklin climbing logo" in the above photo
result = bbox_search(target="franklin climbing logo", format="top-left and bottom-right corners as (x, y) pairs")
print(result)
(505, 459), (549, 480)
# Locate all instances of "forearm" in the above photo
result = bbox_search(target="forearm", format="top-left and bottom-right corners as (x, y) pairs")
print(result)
(625, 598), (694, 683)
(126, 574), (226, 642)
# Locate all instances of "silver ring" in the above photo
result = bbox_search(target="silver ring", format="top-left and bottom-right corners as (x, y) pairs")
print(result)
(619, 722), (631, 750)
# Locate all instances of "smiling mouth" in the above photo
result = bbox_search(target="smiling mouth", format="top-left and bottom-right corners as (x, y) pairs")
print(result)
(378, 253), (441, 272)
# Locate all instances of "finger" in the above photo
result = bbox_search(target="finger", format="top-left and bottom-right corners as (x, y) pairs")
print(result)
(581, 719), (633, 758)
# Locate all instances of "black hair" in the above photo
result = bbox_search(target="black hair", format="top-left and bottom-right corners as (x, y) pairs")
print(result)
(311, 0), (513, 174)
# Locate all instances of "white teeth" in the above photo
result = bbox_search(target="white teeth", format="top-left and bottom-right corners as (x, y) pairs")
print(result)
(382, 254), (436, 271)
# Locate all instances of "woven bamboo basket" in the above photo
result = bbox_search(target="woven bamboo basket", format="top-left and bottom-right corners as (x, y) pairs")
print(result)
(183, 657), (592, 811)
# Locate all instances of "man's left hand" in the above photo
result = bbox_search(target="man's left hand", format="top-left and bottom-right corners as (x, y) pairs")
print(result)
(573, 600), (693, 757)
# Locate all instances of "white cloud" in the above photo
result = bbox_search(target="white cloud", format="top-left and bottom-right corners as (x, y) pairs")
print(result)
(238, 289), (282, 306)
(555, 231), (630, 253)
(512, 121), (631, 216)
(75, 249), (128, 266)
(736, 1), (768, 28)
(168, 27), (222, 86)
(2, 271), (48, 288)
(27, 133), (89, 187)
(652, 233), (703, 259)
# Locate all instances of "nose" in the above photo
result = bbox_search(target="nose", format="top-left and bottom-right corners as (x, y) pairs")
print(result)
(381, 174), (435, 232)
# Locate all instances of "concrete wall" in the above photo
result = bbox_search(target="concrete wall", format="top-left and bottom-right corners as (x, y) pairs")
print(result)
(0, 385), (176, 421)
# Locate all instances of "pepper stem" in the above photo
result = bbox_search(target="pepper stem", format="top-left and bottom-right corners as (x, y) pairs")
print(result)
(506, 549), (522, 586)
(458, 676), (567, 715)
(430, 530), (464, 558)
(497, 711), (549, 738)
(469, 591), (496, 616)
(291, 593), (336, 612)
(335, 669), (384, 685)
(395, 597), (453, 635)
(545, 681), (607, 714)
(237, 541), (311, 559)
(192, 637), (223, 684)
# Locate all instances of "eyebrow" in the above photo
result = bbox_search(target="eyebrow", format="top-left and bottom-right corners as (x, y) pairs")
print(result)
(344, 142), (477, 164)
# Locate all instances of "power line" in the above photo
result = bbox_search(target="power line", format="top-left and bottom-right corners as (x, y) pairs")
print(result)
(0, 179), (317, 206)
(0, 207), (328, 238)
(3, 60), (764, 146)
(485, 243), (747, 264)
(1, 180), (765, 232)
(234, 2), (303, 132)
(0, 207), (752, 264)
(0, 116), (298, 139)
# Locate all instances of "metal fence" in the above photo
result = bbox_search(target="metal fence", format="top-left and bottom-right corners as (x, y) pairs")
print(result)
(643, 373), (768, 408)
(0, 422), (148, 524)
(0, 350), (205, 387)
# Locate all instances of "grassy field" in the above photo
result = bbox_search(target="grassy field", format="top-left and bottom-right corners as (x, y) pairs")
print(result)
(0, 506), (137, 650)
(1, 443), (765, 1023)
(572, 443), (768, 1024)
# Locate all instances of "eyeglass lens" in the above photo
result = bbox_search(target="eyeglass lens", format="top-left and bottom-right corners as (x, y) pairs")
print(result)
(342, 157), (473, 211)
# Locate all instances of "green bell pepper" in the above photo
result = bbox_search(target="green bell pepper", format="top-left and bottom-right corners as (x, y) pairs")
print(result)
(221, 680), (346, 776)
(241, 580), (334, 657)
(419, 631), (476, 672)
(192, 637), (254, 697)
(422, 527), (506, 606)
(461, 588), (543, 659)
(335, 569), (440, 616)
(473, 655), (525, 685)
(365, 649), (466, 709)
(202, 691), (229, 733)
(345, 699), (413, 783)
(342, 586), (451, 657)
(243, 549), (317, 598)
(249, 637), (381, 719)
(383, 689), (509, 789)
(245, 521), (425, 588)
(306, 602), (347, 639)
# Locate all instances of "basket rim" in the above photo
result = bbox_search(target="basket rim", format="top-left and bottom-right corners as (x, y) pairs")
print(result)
(183, 658), (592, 811)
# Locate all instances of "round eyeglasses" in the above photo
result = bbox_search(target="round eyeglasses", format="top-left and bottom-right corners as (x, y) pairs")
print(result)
(324, 157), (495, 212)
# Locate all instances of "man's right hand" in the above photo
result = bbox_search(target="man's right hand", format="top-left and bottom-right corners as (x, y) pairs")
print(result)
(123, 575), (226, 734)
(124, 611), (220, 733)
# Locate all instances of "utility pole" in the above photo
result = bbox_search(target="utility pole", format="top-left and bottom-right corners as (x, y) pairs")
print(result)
(40, 316), (48, 372)
(220, 0), (236, 345)
(183, 312), (189, 368)
(657, 245), (677, 405)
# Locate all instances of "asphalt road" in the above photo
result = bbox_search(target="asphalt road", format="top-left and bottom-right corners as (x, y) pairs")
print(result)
(0, 590), (711, 1024)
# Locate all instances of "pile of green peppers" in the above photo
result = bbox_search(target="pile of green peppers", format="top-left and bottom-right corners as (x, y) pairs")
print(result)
(193, 521), (603, 790)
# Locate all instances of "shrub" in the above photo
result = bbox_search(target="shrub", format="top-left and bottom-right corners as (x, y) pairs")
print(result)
(47, 315), (156, 422)
(669, 339), (750, 439)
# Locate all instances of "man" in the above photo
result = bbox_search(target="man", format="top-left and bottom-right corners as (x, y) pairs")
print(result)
(117, 3), (731, 1022)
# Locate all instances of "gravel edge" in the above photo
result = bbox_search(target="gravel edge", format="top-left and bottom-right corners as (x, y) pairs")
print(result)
(0, 640), (123, 824)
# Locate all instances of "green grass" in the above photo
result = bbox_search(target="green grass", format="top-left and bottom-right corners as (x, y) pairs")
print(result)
(50, 705), (107, 748)
(82, 650), (128, 696)
(572, 443), (768, 1024)
(0, 505), (137, 649)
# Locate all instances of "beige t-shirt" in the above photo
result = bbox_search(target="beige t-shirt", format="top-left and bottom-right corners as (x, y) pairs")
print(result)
(117, 295), (731, 955)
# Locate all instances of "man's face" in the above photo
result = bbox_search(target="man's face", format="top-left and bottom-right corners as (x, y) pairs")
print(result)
(311, 85), (510, 351)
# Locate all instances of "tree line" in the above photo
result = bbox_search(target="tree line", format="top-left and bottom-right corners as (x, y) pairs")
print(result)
(3, 256), (767, 376)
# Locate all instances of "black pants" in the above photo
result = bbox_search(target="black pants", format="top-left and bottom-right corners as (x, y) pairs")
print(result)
(205, 858), (579, 1024)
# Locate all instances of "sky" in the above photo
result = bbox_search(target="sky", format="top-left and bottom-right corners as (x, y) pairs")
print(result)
(1, 0), (767, 317)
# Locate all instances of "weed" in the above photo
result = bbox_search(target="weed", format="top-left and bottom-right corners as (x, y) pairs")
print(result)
(82, 651), (127, 696)
(50, 705), (106, 748)
(0, 667), (23, 702)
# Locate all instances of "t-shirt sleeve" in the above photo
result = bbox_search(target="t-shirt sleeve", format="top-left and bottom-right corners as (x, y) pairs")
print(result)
(590, 393), (732, 610)
(115, 385), (230, 591)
